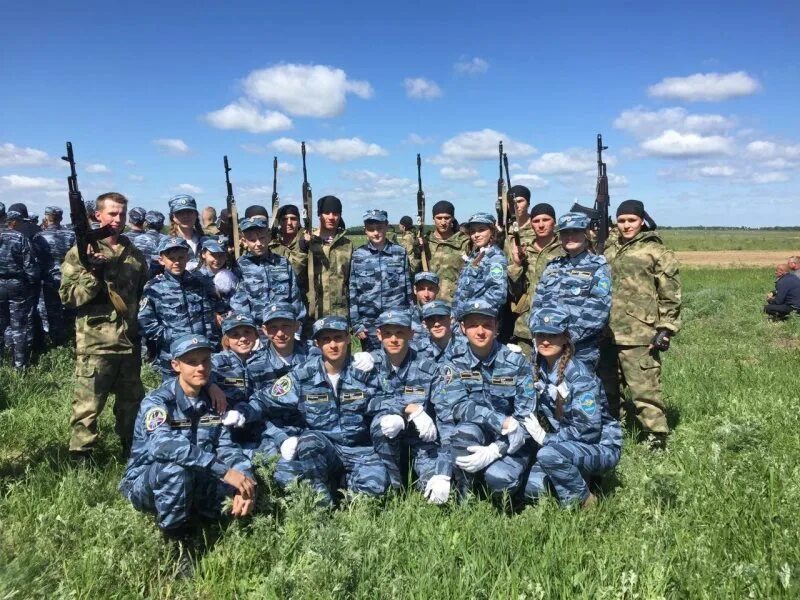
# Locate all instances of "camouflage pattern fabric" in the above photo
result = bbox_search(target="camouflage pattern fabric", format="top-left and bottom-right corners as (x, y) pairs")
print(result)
(270, 233), (309, 295)
(396, 230), (421, 274)
(230, 251), (306, 325)
(423, 230), (468, 304)
(38, 224), (76, 344)
(132, 230), (164, 279)
(308, 229), (352, 321)
(0, 226), (37, 367)
(452, 245), (508, 320)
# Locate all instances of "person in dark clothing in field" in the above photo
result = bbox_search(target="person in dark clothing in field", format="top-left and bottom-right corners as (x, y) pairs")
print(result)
(764, 263), (800, 320)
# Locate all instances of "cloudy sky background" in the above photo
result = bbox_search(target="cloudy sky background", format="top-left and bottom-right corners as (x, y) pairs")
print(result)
(2, 1), (798, 226)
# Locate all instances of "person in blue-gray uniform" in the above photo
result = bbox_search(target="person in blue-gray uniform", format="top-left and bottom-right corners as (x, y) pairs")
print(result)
(138, 237), (225, 378)
(365, 309), (451, 504)
(452, 212), (508, 320)
(532, 212), (612, 369)
(38, 205), (76, 345)
(194, 238), (237, 306)
(413, 299), (459, 364)
(349, 209), (413, 352)
(123, 207), (147, 244)
(523, 308), (622, 508)
(229, 218), (306, 328)
(133, 210), (165, 279)
(167, 195), (208, 271)
(434, 300), (536, 500)
(119, 334), (255, 573)
(410, 271), (439, 344)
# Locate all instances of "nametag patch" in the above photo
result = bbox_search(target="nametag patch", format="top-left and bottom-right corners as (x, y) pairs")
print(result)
(569, 270), (593, 278)
(170, 419), (192, 430)
(223, 377), (245, 387)
(198, 415), (222, 427)
(459, 371), (482, 381)
(403, 386), (426, 396)
(491, 376), (516, 386)
(342, 391), (366, 402)
(305, 393), (329, 403)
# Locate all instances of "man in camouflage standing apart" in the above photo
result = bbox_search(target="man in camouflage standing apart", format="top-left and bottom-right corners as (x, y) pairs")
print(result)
(39, 206), (77, 346)
(60, 192), (148, 459)
(423, 201), (468, 304)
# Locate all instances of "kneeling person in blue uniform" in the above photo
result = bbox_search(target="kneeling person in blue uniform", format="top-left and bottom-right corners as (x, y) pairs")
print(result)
(119, 334), (256, 550)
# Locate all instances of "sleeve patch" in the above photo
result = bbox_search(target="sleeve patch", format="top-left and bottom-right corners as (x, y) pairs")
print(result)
(522, 375), (536, 397)
(595, 277), (611, 296)
(489, 264), (505, 280)
(139, 297), (149, 311)
(144, 408), (167, 432)
(442, 365), (454, 385)
(578, 392), (596, 415)
(271, 375), (292, 397)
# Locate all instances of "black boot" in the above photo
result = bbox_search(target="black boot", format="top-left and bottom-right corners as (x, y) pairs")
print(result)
(161, 524), (195, 580)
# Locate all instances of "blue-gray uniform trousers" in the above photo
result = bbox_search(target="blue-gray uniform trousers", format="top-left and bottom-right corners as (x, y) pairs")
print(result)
(451, 422), (530, 496)
(0, 278), (30, 367)
(370, 420), (442, 490)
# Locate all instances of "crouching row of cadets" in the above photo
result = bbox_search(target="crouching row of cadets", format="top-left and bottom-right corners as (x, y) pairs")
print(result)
(120, 294), (622, 543)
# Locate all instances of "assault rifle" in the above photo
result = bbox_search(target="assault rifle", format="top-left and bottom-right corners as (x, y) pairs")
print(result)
(495, 141), (506, 226)
(503, 151), (522, 251)
(301, 142), (317, 318)
(416, 153), (429, 271)
(224, 155), (241, 259)
(270, 156), (279, 233)
(571, 133), (611, 253)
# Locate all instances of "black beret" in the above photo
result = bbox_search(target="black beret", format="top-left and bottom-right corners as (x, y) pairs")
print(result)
(399, 215), (413, 228)
(508, 185), (531, 202)
(317, 195), (342, 215)
(530, 203), (556, 219)
(431, 200), (455, 217)
(616, 199), (645, 218)
(277, 204), (300, 219)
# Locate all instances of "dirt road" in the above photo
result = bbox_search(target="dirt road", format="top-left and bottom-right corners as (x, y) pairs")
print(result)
(677, 251), (790, 268)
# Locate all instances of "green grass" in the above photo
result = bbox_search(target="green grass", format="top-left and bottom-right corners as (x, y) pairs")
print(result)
(660, 229), (800, 252)
(1, 268), (799, 598)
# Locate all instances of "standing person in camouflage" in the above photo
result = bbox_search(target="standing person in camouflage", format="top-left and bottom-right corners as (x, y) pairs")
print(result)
(423, 201), (468, 304)
(507, 199), (562, 356)
(59, 192), (148, 458)
(532, 212), (612, 369)
(167, 195), (208, 271)
(0, 203), (38, 368)
(240, 316), (389, 505)
(230, 218), (306, 326)
(123, 207), (147, 243)
(396, 215), (421, 273)
(133, 210), (165, 279)
(269, 204), (308, 294)
(410, 271), (439, 343)
(305, 195), (352, 322)
(202, 206), (220, 237)
(349, 209), (413, 351)
(599, 200), (681, 446)
(138, 237), (226, 379)
(38, 206), (77, 346)
(452, 212), (508, 320)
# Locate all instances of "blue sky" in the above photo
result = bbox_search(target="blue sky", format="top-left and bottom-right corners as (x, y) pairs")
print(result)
(2, 1), (799, 227)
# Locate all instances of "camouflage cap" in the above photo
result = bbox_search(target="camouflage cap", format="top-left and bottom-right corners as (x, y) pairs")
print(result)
(201, 239), (225, 254)
(128, 207), (147, 224)
(6, 209), (25, 221)
(460, 299), (498, 320)
(263, 301), (297, 323)
(145, 210), (165, 229)
(466, 212), (496, 226)
(414, 271), (440, 286)
(376, 309), (412, 329)
(44, 206), (63, 218)
(157, 236), (190, 254)
(239, 217), (268, 232)
(557, 212), (591, 232)
(421, 300), (451, 320)
(529, 307), (570, 335)
(170, 333), (212, 359)
(312, 315), (349, 339)
(221, 312), (258, 335)
(363, 209), (388, 223)
(168, 194), (198, 215)
(0, 202), (5, 217)
(84, 199), (96, 214)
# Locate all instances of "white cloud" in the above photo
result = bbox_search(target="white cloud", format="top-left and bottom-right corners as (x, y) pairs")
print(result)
(0, 142), (50, 167)
(85, 163), (110, 174)
(271, 137), (387, 162)
(204, 101), (293, 134)
(641, 130), (732, 158)
(614, 106), (734, 138)
(698, 165), (736, 177)
(529, 149), (597, 175)
(440, 129), (536, 161)
(510, 174), (549, 189)
(1, 175), (61, 189)
(648, 71), (761, 102)
(124, 159), (136, 166)
(454, 57), (489, 75)
(128, 174), (145, 182)
(241, 143), (267, 154)
(752, 172), (790, 184)
(153, 138), (190, 155)
(174, 183), (203, 194)
(340, 169), (416, 204)
(405, 133), (435, 145)
(404, 78), (443, 100)
(745, 140), (800, 162)
(440, 166), (478, 180)
(472, 179), (488, 188)
(243, 64), (373, 118)
(608, 173), (629, 187)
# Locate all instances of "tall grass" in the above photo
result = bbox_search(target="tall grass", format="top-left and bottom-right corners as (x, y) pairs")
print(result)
(1, 268), (798, 598)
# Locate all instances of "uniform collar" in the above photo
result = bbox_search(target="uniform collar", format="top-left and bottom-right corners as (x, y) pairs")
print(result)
(173, 378), (210, 417)
(466, 341), (500, 369)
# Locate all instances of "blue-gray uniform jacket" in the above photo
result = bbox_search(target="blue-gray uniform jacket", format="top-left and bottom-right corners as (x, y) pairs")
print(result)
(452, 246), (508, 319)
(412, 333), (459, 364)
(0, 227), (37, 284)
(123, 230), (146, 244)
(133, 230), (163, 277)
(434, 340), (536, 454)
(533, 356), (622, 449)
(348, 241), (413, 336)
(138, 270), (225, 368)
(245, 355), (377, 448)
(38, 225), (75, 285)
(230, 251), (306, 324)
(532, 250), (612, 348)
(118, 379), (252, 507)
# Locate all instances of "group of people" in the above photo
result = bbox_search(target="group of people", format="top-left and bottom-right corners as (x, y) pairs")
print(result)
(0, 184), (683, 568)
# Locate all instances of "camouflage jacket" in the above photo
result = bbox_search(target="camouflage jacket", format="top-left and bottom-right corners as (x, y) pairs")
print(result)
(38, 224), (76, 284)
(0, 226), (37, 283)
(59, 237), (148, 355)
(395, 230), (421, 274)
(423, 230), (469, 303)
(269, 233), (308, 294)
(452, 245), (508, 319)
(603, 230), (681, 345)
(230, 251), (306, 325)
(308, 228), (353, 320)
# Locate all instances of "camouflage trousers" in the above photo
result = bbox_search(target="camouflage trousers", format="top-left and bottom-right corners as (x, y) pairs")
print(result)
(370, 418), (446, 490)
(524, 441), (620, 506)
(124, 461), (235, 530)
(0, 278), (30, 368)
(294, 431), (389, 505)
(451, 422), (531, 498)
(70, 353), (144, 453)
(39, 281), (73, 346)
(598, 341), (668, 434)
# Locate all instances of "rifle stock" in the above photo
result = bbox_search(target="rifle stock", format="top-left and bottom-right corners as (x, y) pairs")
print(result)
(224, 155), (241, 259)
(416, 153), (429, 271)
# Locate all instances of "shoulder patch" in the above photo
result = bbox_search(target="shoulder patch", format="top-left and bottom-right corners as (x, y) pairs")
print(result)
(442, 365), (454, 385)
(144, 407), (167, 432)
(139, 296), (149, 311)
(489, 264), (505, 280)
(595, 276), (611, 296)
(271, 375), (292, 397)
(522, 375), (536, 397)
(578, 391), (596, 415)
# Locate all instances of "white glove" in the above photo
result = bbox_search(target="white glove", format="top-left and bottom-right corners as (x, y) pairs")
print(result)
(523, 414), (547, 445)
(455, 443), (502, 473)
(408, 406), (437, 442)
(380, 414), (405, 439)
(280, 436), (298, 461)
(213, 269), (238, 295)
(222, 410), (246, 428)
(424, 475), (451, 505)
(506, 343), (523, 354)
(501, 418), (525, 454)
(352, 351), (375, 372)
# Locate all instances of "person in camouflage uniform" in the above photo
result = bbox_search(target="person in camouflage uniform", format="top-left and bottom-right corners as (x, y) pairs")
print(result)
(202, 206), (220, 237)
(396, 215), (421, 274)
(422, 201), (468, 304)
(123, 207), (147, 244)
(133, 210), (165, 279)
(506, 197), (562, 355)
(349, 209), (413, 351)
(598, 200), (681, 443)
(38, 206), (76, 346)
(269, 204), (308, 295)
(59, 192), (148, 457)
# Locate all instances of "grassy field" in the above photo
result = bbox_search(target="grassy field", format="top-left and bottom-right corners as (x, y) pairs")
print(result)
(660, 229), (800, 252)
(1, 267), (799, 598)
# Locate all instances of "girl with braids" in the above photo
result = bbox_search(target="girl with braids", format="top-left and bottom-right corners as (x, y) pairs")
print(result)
(523, 307), (622, 508)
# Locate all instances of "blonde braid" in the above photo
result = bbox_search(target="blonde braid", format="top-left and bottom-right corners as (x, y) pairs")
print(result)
(554, 340), (575, 421)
